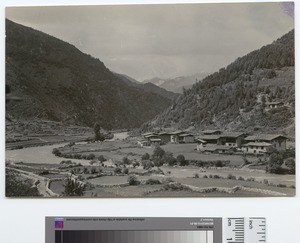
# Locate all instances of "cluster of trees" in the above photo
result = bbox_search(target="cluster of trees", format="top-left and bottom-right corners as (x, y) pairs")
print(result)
(6, 169), (40, 197)
(141, 147), (187, 168)
(267, 149), (295, 175)
(150, 30), (294, 130)
(63, 176), (86, 196)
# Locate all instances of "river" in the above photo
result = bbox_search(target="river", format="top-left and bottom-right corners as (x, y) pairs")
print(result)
(6, 132), (129, 165)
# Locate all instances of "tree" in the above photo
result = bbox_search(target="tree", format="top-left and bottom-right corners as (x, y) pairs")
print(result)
(63, 176), (86, 196)
(122, 157), (130, 165)
(151, 147), (166, 167)
(285, 158), (295, 174)
(98, 155), (106, 162)
(267, 152), (284, 174)
(127, 175), (140, 185)
(141, 153), (150, 160)
(152, 146), (165, 158)
(163, 152), (177, 166)
(177, 154), (188, 166)
(94, 122), (105, 142)
(114, 167), (122, 174)
(6, 170), (40, 197)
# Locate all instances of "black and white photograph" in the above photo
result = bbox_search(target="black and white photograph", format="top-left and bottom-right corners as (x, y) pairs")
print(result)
(5, 2), (295, 198)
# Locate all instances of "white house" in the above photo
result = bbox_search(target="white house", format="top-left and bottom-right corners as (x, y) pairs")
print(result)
(242, 142), (273, 154)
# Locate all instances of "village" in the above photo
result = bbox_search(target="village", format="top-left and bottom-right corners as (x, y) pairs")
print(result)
(139, 129), (288, 155)
(5, 123), (295, 198)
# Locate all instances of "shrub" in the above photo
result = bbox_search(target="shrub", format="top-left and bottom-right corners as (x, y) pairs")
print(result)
(209, 174), (213, 178)
(122, 157), (130, 165)
(52, 148), (61, 156)
(277, 183), (287, 188)
(128, 175), (140, 185)
(89, 160), (98, 165)
(246, 177), (255, 182)
(83, 167), (89, 174)
(227, 174), (236, 180)
(141, 153), (150, 160)
(215, 161), (224, 167)
(90, 168), (97, 174)
(132, 161), (140, 168)
(63, 176), (86, 196)
(285, 158), (295, 174)
(152, 146), (165, 158)
(163, 152), (177, 166)
(74, 154), (82, 159)
(122, 168), (129, 174)
(39, 170), (50, 176)
(163, 182), (185, 191)
(238, 176), (245, 181)
(163, 177), (175, 184)
(141, 160), (154, 170)
(114, 167), (122, 174)
(242, 156), (250, 165)
(86, 153), (95, 160)
(194, 173), (199, 178)
(60, 160), (73, 165)
(177, 154), (188, 166)
(145, 178), (162, 185)
(213, 175), (221, 179)
(203, 175), (208, 178)
(263, 179), (269, 185)
(98, 155), (106, 162)
(68, 142), (75, 147)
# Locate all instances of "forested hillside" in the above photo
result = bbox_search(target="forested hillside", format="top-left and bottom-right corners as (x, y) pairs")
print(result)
(145, 30), (295, 136)
(6, 19), (174, 129)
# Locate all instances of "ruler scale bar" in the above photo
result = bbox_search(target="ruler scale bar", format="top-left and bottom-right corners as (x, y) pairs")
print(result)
(223, 217), (266, 243)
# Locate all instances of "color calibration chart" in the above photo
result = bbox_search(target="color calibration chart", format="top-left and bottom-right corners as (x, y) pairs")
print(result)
(46, 217), (266, 243)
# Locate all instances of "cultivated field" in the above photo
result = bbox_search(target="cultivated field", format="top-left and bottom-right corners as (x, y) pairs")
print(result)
(5, 135), (296, 198)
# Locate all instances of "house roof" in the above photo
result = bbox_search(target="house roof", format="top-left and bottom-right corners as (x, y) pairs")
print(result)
(267, 101), (284, 105)
(198, 135), (221, 140)
(245, 134), (287, 142)
(244, 142), (273, 147)
(202, 129), (222, 134)
(149, 138), (161, 142)
(144, 134), (159, 138)
(220, 132), (245, 138)
(142, 132), (157, 136)
(170, 130), (185, 135)
(179, 133), (194, 137)
(196, 139), (207, 143)
(203, 145), (232, 151)
(158, 132), (171, 135)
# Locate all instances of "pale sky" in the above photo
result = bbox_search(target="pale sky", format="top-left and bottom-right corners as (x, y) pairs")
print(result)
(6, 2), (294, 81)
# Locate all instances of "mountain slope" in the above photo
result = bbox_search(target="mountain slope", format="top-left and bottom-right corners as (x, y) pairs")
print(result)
(113, 73), (179, 101)
(5, 19), (173, 129)
(142, 73), (209, 93)
(146, 30), (295, 135)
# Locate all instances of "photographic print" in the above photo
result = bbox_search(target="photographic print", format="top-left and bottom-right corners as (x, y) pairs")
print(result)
(5, 2), (295, 198)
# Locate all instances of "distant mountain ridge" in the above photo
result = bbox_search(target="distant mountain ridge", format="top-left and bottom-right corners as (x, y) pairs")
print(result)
(145, 30), (295, 135)
(142, 73), (209, 93)
(113, 73), (179, 101)
(5, 19), (175, 129)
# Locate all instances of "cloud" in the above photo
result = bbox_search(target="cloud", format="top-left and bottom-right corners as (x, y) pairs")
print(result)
(6, 3), (294, 81)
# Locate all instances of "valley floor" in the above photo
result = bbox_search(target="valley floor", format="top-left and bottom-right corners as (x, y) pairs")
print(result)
(5, 132), (295, 198)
